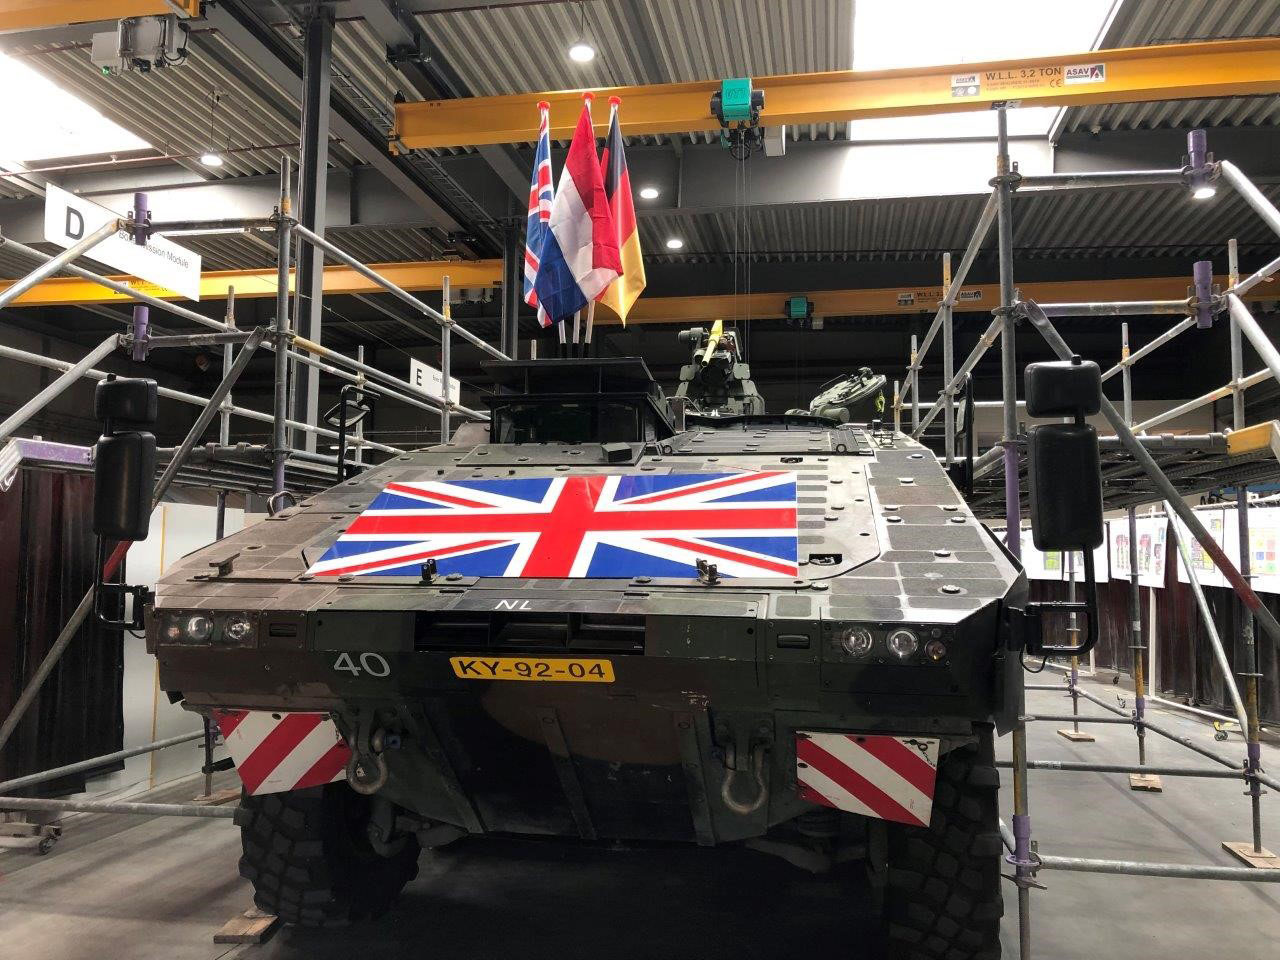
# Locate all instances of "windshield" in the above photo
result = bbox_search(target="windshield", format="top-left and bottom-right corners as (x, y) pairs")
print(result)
(492, 401), (642, 444)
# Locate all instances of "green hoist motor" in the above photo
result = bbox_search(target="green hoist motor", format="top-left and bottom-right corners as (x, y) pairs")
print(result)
(711, 77), (762, 125)
(711, 78), (766, 159)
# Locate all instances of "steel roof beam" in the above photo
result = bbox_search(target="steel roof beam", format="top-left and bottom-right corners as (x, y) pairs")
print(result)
(357, 0), (527, 197)
(393, 37), (1280, 149)
(201, 2), (470, 239)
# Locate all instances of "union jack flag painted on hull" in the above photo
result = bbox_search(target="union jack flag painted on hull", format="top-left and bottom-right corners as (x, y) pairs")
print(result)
(307, 471), (799, 579)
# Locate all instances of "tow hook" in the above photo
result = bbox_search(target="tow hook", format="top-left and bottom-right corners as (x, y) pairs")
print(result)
(346, 719), (390, 795)
(719, 740), (770, 816)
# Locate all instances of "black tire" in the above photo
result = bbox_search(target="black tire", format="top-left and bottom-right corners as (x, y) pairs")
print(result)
(238, 784), (420, 926)
(882, 727), (1003, 960)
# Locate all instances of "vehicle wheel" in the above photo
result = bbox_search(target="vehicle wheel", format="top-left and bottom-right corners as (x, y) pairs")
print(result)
(882, 726), (1003, 959)
(37, 836), (57, 856)
(238, 783), (420, 927)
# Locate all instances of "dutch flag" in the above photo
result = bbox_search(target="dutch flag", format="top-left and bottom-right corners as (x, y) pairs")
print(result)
(533, 93), (621, 324)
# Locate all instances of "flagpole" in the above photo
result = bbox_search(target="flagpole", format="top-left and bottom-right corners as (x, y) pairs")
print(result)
(584, 301), (596, 357)
(571, 309), (581, 356)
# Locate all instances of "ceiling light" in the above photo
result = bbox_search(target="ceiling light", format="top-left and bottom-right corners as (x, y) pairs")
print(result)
(665, 237), (684, 250)
(567, 3), (595, 63)
(1192, 185), (1216, 201)
(200, 152), (223, 167)
(638, 186), (660, 200)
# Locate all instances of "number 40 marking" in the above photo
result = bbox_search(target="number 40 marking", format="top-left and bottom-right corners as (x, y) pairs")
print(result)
(332, 652), (391, 677)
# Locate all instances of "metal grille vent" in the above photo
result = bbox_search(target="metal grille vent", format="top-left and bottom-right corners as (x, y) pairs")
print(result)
(414, 611), (645, 654)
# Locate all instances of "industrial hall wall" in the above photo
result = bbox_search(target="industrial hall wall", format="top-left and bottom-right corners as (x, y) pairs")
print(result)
(1029, 576), (1279, 724)
(0, 468), (124, 792)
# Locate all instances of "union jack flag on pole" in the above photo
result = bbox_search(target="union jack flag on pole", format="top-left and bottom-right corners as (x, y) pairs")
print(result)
(523, 100), (553, 327)
(305, 472), (799, 579)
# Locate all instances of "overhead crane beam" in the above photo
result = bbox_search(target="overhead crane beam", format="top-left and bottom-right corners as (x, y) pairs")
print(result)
(0, 260), (505, 307)
(612, 275), (1252, 326)
(0, 1), (199, 34)
(1, 269), (1264, 327)
(393, 38), (1280, 150)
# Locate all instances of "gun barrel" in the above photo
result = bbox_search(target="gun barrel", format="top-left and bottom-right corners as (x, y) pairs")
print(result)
(700, 319), (724, 368)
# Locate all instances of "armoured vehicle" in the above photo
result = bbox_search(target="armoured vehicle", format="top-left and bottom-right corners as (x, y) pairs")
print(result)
(140, 352), (1103, 958)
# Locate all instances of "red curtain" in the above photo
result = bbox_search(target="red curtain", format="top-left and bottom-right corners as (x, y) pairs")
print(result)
(0, 469), (124, 793)
(1030, 563), (1278, 723)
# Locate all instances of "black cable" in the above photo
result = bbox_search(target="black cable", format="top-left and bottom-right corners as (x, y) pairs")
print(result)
(1021, 652), (1050, 674)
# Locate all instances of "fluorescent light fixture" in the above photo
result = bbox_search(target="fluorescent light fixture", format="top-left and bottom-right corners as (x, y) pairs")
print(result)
(0, 51), (150, 161)
(638, 186), (660, 200)
(200, 152), (224, 167)
(568, 41), (595, 63)
(665, 237), (684, 250)
(1192, 185), (1216, 201)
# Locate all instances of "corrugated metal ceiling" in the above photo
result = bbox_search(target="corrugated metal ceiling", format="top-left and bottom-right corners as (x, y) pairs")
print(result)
(1061, 0), (1280, 132)
(639, 183), (1280, 264)
(2, 32), (362, 181)
(1, 0), (1279, 281)
(417, 0), (854, 146)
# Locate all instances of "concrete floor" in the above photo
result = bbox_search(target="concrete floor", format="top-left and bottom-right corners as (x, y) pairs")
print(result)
(1, 679), (1277, 959)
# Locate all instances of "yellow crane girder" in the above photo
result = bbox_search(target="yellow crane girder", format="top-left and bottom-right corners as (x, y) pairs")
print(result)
(2, 268), (1260, 329)
(393, 38), (1280, 150)
(0, 1), (199, 34)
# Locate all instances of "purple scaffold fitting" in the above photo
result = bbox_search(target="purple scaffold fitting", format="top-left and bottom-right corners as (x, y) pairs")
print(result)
(130, 191), (150, 362)
(1247, 741), (1261, 770)
(1192, 259), (1214, 329)
(1134, 696), (1145, 721)
(1005, 812), (1037, 873)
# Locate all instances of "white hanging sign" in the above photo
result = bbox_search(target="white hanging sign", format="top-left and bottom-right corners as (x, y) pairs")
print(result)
(408, 356), (460, 405)
(43, 183), (201, 301)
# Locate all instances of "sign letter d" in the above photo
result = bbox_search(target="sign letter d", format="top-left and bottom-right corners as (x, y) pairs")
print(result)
(64, 207), (84, 240)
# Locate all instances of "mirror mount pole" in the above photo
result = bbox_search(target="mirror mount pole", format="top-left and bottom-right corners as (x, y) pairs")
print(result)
(92, 327), (267, 630)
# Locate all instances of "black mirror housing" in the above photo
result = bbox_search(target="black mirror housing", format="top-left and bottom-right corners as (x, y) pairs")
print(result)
(94, 376), (158, 426)
(92, 376), (159, 541)
(1027, 423), (1104, 551)
(93, 432), (156, 540)
(1025, 357), (1101, 418)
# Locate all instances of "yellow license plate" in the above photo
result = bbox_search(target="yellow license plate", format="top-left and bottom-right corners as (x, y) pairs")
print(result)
(449, 655), (615, 683)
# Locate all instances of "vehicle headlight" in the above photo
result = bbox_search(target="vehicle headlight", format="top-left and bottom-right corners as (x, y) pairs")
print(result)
(223, 614), (255, 644)
(838, 626), (874, 657)
(886, 628), (919, 659)
(179, 614), (213, 643)
(925, 639), (948, 661)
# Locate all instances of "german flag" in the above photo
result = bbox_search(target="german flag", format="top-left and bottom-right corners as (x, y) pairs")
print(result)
(600, 96), (645, 325)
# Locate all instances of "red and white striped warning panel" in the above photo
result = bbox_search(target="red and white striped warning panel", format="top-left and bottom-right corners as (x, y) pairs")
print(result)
(795, 732), (939, 827)
(213, 710), (351, 796)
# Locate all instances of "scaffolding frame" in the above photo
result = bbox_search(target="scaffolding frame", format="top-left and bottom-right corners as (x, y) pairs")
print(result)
(894, 118), (1280, 957)
(0, 158), (510, 824)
